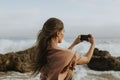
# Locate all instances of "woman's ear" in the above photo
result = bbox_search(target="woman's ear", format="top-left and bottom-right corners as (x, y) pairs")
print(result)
(57, 31), (60, 37)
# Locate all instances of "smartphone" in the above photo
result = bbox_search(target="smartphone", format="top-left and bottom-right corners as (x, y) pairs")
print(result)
(80, 35), (90, 41)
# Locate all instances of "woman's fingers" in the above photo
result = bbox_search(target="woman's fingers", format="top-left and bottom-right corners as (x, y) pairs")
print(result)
(88, 34), (95, 45)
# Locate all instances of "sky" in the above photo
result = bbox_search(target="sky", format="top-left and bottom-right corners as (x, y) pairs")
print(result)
(0, 0), (120, 39)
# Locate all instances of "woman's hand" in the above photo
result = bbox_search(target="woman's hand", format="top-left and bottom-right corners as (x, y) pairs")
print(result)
(88, 34), (95, 46)
(68, 35), (82, 50)
(72, 35), (82, 45)
(68, 34), (95, 50)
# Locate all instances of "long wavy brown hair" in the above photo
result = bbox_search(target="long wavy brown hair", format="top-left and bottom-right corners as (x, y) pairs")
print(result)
(32, 17), (64, 76)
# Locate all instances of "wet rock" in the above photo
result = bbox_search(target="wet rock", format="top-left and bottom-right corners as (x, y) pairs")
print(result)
(0, 46), (36, 73)
(88, 48), (120, 71)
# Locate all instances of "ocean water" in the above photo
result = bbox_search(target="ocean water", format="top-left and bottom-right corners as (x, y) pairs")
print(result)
(0, 38), (120, 80)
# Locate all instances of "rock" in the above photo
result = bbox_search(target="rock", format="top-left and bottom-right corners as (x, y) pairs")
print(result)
(1, 46), (120, 72)
(93, 48), (111, 57)
(87, 48), (120, 71)
(0, 46), (36, 73)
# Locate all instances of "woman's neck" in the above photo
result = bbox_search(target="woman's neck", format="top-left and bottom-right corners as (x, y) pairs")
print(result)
(49, 38), (58, 48)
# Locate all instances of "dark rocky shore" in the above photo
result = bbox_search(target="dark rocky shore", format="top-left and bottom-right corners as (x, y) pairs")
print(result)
(88, 48), (120, 71)
(0, 46), (120, 73)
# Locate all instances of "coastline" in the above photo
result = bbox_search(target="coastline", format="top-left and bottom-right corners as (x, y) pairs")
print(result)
(0, 38), (120, 80)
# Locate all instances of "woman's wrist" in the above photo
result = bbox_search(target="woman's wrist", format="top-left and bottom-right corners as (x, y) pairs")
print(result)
(68, 43), (76, 49)
(91, 43), (95, 46)
(90, 43), (95, 49)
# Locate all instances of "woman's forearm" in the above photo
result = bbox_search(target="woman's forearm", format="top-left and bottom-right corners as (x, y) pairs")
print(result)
(68, 43), (76, 50)
(68, 35), (81, 50)
(85, 44), (95, 62)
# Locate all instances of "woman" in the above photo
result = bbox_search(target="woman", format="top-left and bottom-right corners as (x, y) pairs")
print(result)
(32, 17), (95, 80)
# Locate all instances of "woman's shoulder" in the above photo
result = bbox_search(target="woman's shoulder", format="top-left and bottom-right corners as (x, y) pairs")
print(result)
(48, 47), (75, 56)
(56, 47), (73, 54)
(58, 48), (82, 60)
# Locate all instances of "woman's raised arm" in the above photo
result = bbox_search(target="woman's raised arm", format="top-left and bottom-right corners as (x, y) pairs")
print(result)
(68, 34), (95, 65)
(77, 34), (95, 65)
